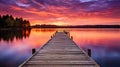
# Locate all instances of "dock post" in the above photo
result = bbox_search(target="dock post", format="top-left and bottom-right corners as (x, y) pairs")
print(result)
(64, 31), (70, 37)
(51, 36), (53, 38)
(56, 31), (58, 33)
(87, 49), (91, 57)
(68, 32), (70, 37)
(71, 36), (73, 40)
(53, 34), (54, 37)
(32, 48), (36, 54)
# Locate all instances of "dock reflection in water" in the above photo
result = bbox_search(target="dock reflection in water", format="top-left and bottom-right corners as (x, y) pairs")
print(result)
(0, 28), (120, 67)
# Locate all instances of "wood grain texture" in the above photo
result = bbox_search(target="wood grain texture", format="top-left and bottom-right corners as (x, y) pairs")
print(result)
(20, 32), (100, 67)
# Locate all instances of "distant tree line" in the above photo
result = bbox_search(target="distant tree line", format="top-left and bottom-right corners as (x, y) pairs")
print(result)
(32, 24), (120, 28)
(0, 14), (30, 28)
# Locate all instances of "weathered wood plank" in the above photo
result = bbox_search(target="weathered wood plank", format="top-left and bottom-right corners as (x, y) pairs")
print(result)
(19, 32), (100, 67)
(26, 61), (96, 65)
(23, 64), (96, 67)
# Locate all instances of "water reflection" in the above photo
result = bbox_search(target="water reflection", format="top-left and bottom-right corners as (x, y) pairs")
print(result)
(0, 28), (120, 67)
(69, 28), (120, 67)
(0, 29), (56, 67)
(0, 29), (31, 42)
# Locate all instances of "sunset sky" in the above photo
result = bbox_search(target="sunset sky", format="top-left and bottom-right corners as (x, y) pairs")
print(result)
(0, 0), (120, 25)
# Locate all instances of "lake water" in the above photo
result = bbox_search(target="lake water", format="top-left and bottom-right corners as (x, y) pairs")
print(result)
(0, 28), (120, 67)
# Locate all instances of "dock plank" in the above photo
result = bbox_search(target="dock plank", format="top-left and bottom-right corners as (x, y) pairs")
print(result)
(19, 32), (100, 67)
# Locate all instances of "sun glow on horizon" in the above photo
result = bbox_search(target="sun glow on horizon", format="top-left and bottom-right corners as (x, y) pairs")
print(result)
(52, 22), (67, 26)
(0, 0), (120, 25)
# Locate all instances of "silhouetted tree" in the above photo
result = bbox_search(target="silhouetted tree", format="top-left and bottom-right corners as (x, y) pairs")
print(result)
(23, 20), (30, 27)
(14, 17), (21, 27)
(5, 16), (14, 27)
(0, 14), (30, 28)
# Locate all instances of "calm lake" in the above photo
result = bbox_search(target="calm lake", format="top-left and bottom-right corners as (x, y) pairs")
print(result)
(0, 28), (120, 67)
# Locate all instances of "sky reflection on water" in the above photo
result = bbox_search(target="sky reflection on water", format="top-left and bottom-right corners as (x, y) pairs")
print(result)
(70, 28), (120, 67)
(0, 28), (120, 67)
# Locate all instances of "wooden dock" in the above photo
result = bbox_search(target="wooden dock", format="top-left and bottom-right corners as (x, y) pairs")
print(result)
(19, 31), (100, 67)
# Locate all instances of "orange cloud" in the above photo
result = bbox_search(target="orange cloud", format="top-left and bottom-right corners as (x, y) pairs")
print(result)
(1, 0), (119, 25)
